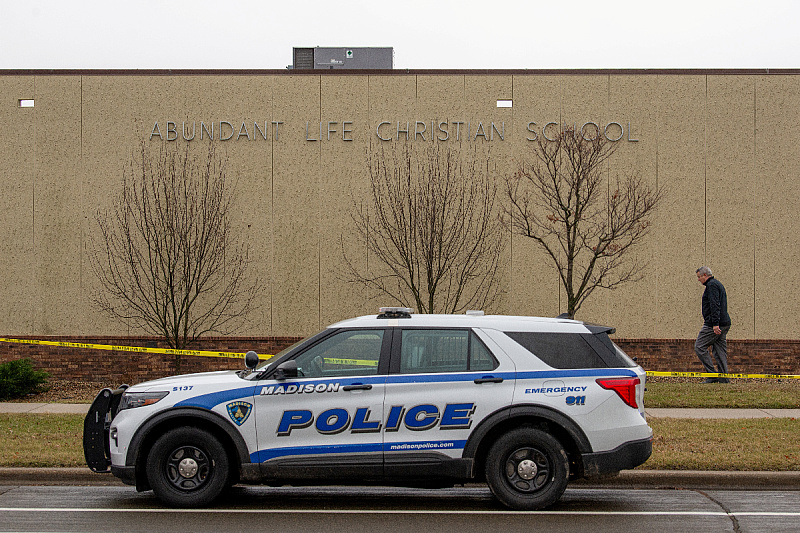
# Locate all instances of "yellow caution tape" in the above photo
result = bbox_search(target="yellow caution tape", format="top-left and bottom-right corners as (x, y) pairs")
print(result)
(0, 336), (371, 367)
(323, 357), (379, 367)
(0, 337), (274, 361)
(646, 371), (800, 380)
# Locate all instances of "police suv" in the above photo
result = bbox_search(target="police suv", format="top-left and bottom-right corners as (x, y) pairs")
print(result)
(83, 308), (652, 510)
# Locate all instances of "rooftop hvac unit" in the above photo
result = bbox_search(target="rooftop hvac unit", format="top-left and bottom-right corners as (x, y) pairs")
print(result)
(291, 47), (393, 70)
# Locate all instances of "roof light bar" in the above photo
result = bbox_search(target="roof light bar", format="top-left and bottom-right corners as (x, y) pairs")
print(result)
(377, 307), (413, 319)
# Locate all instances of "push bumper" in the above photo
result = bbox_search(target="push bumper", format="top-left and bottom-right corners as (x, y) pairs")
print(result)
(82, 386), (128, 473)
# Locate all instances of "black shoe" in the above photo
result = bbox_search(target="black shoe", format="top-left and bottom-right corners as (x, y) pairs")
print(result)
(717, 378), (730, 384)
(702, 378), (719, 384)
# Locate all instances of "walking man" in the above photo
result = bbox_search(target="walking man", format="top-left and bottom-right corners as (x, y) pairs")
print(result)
(695, 266), (731, 383)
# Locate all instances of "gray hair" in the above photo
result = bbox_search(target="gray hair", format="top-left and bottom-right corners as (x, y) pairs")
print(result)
(696, 266), (713, 277)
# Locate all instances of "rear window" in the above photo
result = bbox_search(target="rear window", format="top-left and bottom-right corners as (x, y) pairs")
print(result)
(504, 331), (636, 369)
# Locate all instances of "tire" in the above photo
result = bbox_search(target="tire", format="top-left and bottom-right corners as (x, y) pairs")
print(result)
(146, 427), (229, 507)
(484, 427), (569, 510)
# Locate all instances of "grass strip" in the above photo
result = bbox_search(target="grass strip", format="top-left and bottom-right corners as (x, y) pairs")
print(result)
(644, 417), (800, 471)
(0, 414), (85, 467)
(644, 381), (800, 409)
(2, 414), (799, 471)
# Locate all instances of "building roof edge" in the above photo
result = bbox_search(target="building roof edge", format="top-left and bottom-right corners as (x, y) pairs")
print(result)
(1, 68), (799, 76)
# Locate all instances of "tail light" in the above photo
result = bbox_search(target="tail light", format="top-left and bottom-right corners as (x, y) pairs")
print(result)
(596, 377), (640, 408)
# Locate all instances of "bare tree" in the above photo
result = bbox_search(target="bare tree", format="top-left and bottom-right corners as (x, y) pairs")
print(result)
(503, 125), (663, 319)
(91, 141), (260, 371)
(344, 143), (505, 314)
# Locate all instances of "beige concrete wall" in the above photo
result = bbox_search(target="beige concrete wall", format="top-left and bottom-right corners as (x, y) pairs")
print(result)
(508, 75), (563, 319)
(705, 76), (756, 338)
(0, 77), (36, 333)
(604, 75), (661, 337)
(754, 76), (800, 339)
(1, 71), (797, 340)
(30, 76), (83, 336)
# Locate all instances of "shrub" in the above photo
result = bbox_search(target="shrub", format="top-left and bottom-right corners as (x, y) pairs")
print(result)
(0, 359), (50, 400)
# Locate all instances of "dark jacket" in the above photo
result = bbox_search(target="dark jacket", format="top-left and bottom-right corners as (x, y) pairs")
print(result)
(701, 277), (731, 328)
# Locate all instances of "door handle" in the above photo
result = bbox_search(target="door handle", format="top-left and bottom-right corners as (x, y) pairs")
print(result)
(343, 384), (373, 391)
(474, 377), (503, 384)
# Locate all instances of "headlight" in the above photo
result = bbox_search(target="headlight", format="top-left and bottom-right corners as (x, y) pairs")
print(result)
(118, 391), (169, 411)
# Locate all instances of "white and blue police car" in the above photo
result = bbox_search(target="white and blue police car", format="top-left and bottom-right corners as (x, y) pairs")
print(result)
(84, 308), (652, 510)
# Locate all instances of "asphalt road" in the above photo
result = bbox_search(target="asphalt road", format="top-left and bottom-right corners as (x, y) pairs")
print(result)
(1, 484), (799, 532)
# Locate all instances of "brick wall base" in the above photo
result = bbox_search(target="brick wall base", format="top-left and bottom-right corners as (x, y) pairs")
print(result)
(0, 336), (303, 385)
(1, 336), (798, 384)
(616, 339), (800, 376)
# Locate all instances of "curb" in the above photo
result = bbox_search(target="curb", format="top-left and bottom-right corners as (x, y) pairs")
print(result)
(1, 468), (798, 490)
(571, 470), (800, 490)
(0, 468), (123, 486)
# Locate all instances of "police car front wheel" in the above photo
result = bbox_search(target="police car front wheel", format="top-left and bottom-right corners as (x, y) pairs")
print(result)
(485, 427), (569, 510)
(146, 427), (230, 508)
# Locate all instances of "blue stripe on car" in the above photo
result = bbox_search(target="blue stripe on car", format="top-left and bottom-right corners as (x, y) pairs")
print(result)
(175, 386), (257, 409)
(175, 369), (637, 409)
(251, 440), (467, 463)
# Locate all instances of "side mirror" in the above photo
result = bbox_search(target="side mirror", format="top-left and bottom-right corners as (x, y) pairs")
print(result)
(244, 351), (260, 370)
(275, 360), (298, 380)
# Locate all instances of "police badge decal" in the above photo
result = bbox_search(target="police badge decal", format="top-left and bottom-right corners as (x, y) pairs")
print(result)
(226, 401), (252, 426)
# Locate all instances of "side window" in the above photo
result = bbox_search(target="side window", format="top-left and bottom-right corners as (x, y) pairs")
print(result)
(400, 330), (498, 373)
(294, 329), (384, 378)
(470, 335), (497, 371)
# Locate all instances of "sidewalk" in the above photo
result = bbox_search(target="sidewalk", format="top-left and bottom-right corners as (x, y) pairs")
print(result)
(3, 403), (800, 418)
(0, 403), (90, 414)
(645, 407), (800, 419)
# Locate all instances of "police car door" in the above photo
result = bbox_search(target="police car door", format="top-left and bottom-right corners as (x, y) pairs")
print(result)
(253, 328), (390, 480)
(383, 328), (515, 478)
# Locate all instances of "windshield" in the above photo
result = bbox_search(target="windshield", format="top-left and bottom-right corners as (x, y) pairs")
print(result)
(253, 338), (308, 371)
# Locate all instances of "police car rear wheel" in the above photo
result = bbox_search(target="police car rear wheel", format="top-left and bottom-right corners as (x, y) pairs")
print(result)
(146, 427), (229, 508)
(485, 427), (569, 510)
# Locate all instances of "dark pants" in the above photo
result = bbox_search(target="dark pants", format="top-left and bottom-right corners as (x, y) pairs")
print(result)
(694, 325), (730, 376)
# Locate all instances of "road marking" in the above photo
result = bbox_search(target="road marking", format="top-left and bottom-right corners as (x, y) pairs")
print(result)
(1, 508), (799, 516)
